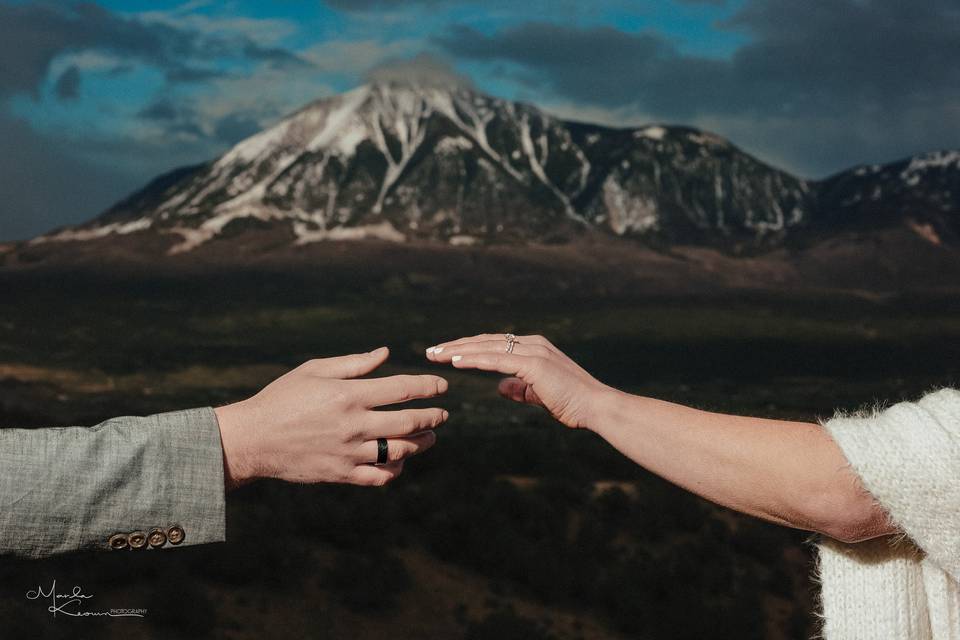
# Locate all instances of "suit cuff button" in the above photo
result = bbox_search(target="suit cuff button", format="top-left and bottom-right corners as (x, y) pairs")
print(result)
(147, 528), (167, 548)
(108, 533), (128, 550)
(128, 531), (148, 549)
(166, 525), (185, 545)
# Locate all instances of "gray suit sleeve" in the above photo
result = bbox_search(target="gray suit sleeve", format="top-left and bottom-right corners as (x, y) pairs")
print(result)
(0, 407), (226, 558)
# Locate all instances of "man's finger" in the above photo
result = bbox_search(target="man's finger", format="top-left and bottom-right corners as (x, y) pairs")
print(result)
(307, 347), (389, 379)
(363, 408), (449, 438)
(348, 462), (404, 487)
(359, 374), (448, 407)
(356, 431), (437, 464)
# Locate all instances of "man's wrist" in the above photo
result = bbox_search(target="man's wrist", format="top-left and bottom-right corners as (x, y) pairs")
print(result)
(214, 402), (258, 491)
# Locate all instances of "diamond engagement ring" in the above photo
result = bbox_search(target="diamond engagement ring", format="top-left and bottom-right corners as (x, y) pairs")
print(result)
(505, 333), (518, 354)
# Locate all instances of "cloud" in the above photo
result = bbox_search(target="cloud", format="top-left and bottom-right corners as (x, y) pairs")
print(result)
(0, 2), (319, 240)
(325, 0), (450, 11)
(137, 97), (263, 146)
(365, 52), (473, 87)
(138, 8), (298, 46)
(54, 65), (81, 101)
(436, 2), (960, 175)
(436, 24), (719, 114)
(301, 38), (419, 75)
(0, 2), (310, 99)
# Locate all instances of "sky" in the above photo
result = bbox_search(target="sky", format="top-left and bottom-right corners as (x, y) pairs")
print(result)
(1, 0), (959, 241)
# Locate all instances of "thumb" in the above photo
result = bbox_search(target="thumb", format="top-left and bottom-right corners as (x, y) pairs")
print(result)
(498, 377), (544, 408)
(313, 347), (389, 379)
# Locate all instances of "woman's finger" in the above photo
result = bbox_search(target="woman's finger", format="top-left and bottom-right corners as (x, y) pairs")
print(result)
(356, 431), (437, 465)
(448, 352), (538, 377)
(362, 407), (449, 438)
(498, 377), (544, 407)
(427, 333), (508, 352)
(347, 462), (404, 487)
(427, 340), (552, 362)
(428, 334), (562, 357)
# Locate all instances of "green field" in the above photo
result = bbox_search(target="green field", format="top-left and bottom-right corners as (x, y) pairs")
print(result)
(2, 265), (958, 639)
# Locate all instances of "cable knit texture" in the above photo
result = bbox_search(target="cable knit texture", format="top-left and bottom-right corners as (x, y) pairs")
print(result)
(818, 388), (960, 639)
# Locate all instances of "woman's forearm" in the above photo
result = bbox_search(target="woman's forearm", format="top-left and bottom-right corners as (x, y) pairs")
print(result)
(588, 388), (894, 542)
(426, 334), (896, 543)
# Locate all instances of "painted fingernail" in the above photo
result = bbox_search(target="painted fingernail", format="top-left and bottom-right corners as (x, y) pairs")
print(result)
(433, 346), (444, 354)
(451, 355), (462, 363)
(426, 347), (435, 354)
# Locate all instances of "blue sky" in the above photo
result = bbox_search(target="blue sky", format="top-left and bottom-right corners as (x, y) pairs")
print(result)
(1, 0), (958, 240)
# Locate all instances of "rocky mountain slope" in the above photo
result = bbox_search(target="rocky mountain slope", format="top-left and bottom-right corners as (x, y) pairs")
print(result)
(31, 82), (958, 254)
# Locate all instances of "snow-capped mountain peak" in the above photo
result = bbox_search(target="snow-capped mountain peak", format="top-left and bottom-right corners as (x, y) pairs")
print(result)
(33, 84), (959, 253)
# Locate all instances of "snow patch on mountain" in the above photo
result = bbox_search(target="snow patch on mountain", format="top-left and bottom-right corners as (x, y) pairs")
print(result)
(636, 126), (667, 141)
(304, 85), (371, 156)
(900, 151), (960, 186)
(293, 221), (405, 244)
(32, 218), (153, 244)
(601, 176), (659, 235)
(436, 136), (474, 153)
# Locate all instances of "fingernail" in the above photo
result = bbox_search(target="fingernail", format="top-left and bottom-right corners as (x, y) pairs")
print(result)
(433, 346), (444, 354)
(426, 347), (435, 354)
(441, 410), (449, 420)
(451, 355), (462, 363)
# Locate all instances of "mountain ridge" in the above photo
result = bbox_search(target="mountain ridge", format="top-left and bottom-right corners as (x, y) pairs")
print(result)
(30, 82), (959, 254)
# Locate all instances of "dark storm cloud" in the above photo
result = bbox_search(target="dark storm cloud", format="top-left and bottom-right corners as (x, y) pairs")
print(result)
(436, 1), (960, 175)
(436, 24), (726, 117)
(0, 101), (226, 240)
(724, 0), (960, 115)
(436, 6), (960, 116)
(54, 65), (81, 100)
(0, 2), (310, 99)
(0, 112), (138, 240)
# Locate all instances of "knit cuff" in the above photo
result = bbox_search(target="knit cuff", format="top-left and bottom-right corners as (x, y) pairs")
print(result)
(822, 388), (960, 581)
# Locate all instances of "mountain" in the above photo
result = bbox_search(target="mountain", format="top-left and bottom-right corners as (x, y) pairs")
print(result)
(29, 82), (958, 255)
(813, 151), (960, 245)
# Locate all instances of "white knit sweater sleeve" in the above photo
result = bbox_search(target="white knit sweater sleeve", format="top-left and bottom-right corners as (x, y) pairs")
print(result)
(823, 388), (960, 581)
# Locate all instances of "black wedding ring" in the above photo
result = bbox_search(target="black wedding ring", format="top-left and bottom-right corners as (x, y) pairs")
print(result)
(375, 438), (389, 465)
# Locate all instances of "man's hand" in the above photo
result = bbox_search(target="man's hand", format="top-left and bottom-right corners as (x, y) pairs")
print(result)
(215, 347), (448, 490)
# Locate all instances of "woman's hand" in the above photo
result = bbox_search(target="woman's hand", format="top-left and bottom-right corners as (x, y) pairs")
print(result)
(215, 347), (449, 490)
(426, 334), (612, 430)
